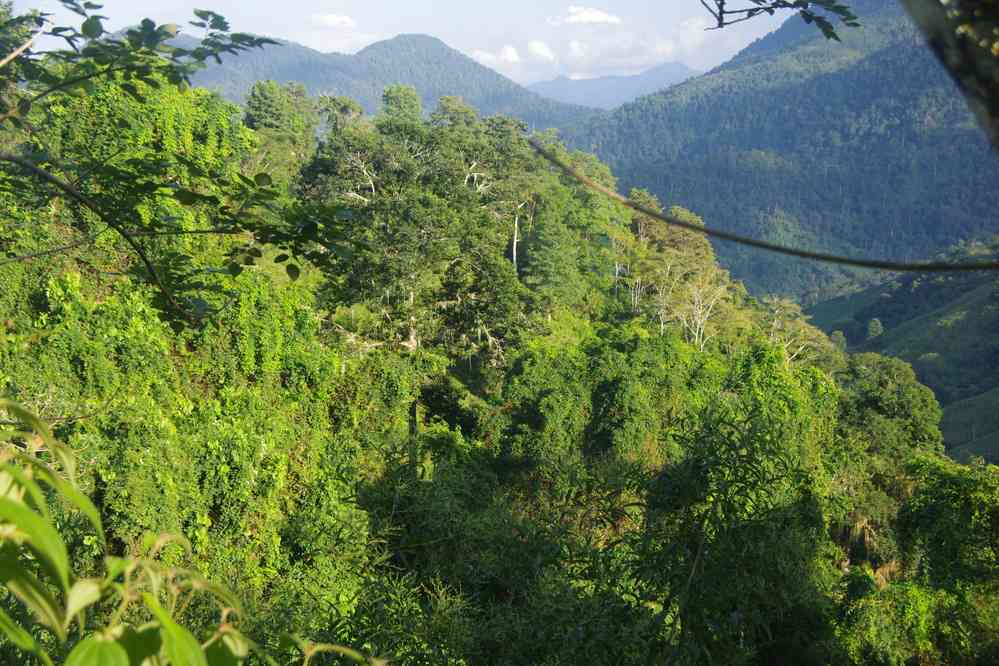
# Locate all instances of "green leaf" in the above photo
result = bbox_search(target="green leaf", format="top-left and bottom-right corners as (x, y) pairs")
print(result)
(0, 605), (39, 653)
(174, 190), (200, 206)
(116, 624), (162, 664)
(143, 594), (208, 666)
(66, 636), (129, 666)
(14, 455), (103, 538)
(285, 264), (301, 281)
(81, 16), (104, 39)
(64, 579), (103, 630)
(204, 640), (240, 666)
(0, 498), (71, 590)
(253, 173), (272, 188)
(0, 464), (50, 517)
(273, 254), (290, 264)
(0, 547), (66, 640)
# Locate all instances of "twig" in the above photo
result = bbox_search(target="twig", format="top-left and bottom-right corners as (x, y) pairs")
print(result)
(0, 231), (108, 266)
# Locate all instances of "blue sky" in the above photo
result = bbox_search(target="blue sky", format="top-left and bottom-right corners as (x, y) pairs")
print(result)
(13, 1), (786, 83)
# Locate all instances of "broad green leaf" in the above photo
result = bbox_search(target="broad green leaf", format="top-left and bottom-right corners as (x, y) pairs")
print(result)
(0, 547), (66, 640)
(0, 464), (49, 516)
(285, 265), (301, 281)
(143, 594), (208, 666)
(221, 631), (250, 659)
(174, 190), (200, 206)
(64, 579), (103, 630)
(66, 636), (129, 666)
(81, 16), (104, 39)
(35, 468), (103, 539)
(14, 455), (103, 538)
(116, 624), (162, 664)
(182, 574), (242, 614)
(253, 173), (272, 188)
(0, 498), (70, 590)
(0, 605), (39, 653)
(204, 640), (240, 666)
(0, 401), (74, 476)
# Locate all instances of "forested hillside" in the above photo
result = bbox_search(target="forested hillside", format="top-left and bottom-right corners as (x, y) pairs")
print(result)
(0, 3), (997, 665)
(810, 238), (999, 462)
(187, 33), (598, 130)
(527, 62), (700, 110)
(567, 0), (999, 300)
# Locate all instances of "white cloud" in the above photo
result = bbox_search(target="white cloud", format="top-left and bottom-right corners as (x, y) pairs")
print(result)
(528, 40), (557, 63)
(472, 49), (499, 66)
(499, 44), (522, 64)
(548, 6), (623, 27)
(568, 40), (588, 58)
(473, 44), (522, 67)
(310, 13), (357, 30)
(676, 17), (712, 51)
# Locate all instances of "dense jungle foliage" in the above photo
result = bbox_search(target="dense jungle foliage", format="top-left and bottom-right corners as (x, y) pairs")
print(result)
(0, 2), (997, 665)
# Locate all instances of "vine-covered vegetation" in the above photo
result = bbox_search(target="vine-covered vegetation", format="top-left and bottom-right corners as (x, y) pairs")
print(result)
(0, 2), (997, 665)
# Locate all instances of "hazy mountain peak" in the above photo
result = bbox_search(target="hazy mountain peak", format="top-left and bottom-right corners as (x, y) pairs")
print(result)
(528, 62), (700, 110)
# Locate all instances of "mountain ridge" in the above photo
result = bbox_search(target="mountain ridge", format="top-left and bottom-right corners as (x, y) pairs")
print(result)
(527, 62), (700, 110)
(187, 33), (599, 130)
(563, 1), (999, 300)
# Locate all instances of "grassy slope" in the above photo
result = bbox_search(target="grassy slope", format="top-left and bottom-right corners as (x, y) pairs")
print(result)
(808, 255), (999, 462)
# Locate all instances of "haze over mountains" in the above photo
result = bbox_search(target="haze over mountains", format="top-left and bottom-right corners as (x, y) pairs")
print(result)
(527, 62), (700, 110)
(188, 33), (598, 130)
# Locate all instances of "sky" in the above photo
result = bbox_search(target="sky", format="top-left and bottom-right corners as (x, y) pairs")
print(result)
(13, 1), (786, 84)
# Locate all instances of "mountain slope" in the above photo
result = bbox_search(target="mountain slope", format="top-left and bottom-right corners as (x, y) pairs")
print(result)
(565, 2), (999, 300)
(188, 33), (599, 129)
(528, 62), (699, 110)
(808, 238), (999, 462)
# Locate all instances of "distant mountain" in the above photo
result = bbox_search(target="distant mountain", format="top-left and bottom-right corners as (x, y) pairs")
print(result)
(527, 62), (700, 110)
(187, 34), (599, 130)
(808, 238), (999, 463)
(564, 1), (999, 300)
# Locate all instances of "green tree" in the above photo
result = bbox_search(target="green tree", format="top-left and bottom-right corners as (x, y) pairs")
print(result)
(867, 317), (884, 340)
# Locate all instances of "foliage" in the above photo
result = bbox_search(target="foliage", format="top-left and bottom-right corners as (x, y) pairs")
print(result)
(0, 400), (385, 665)
(809, 238), (999, 461)
(0, 3), (997, 664)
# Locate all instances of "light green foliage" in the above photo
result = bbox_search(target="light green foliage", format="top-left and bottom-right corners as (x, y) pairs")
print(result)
(0, 401), (378, 665)
(0, 4), (997, 664)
